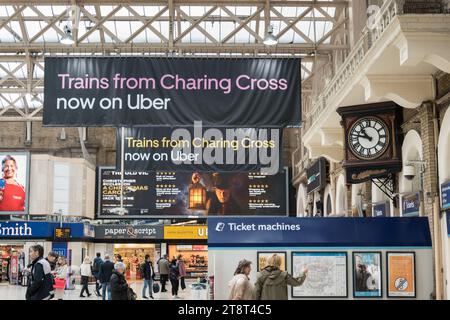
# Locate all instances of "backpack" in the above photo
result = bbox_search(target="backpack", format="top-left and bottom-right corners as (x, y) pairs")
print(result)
(92, 259), (100, 273)
(139, 263), (146, 278)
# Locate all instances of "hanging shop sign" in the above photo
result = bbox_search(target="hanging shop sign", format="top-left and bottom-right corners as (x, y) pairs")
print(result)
(97, 167), (288, 218)
(51, 242), (68, 259)
(446, 211), (450, 237)
(441, 180), (450, 210)
(43, 57), (301, 127)
(208, 217), (432, 248)
(116, 126), (282, 174)
(372, 201), (390, 217)
(164, 225), (208, 240)
(95, 225), (164, 240)
(402, 192), (420, 217)
(306, 157), (326, 194)
(0, 152), (30, 215)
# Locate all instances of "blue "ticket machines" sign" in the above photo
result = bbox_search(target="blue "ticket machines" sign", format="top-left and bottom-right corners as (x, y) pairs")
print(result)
(208, 217), (432, 247)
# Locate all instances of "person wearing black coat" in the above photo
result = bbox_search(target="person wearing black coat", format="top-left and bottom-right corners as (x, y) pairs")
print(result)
(169, 259), (180, 298)
(26, 245), (54, 300)
(98, 254), (115, 300)
(110, 262), (129, 300)
(141, 254), (155, 299)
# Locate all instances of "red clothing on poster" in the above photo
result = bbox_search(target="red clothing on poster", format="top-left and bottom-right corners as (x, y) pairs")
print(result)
(0, 182), (25, 211)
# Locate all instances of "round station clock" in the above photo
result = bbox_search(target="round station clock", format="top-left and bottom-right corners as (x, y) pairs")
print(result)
(348, 117), (390, 160)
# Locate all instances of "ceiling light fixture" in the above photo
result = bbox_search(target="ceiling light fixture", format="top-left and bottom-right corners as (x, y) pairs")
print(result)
(263, 24), (277, 46)
(61, 24), (75, 45)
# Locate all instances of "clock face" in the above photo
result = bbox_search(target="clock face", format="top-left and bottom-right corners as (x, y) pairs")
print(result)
(348, 117), (390, 160)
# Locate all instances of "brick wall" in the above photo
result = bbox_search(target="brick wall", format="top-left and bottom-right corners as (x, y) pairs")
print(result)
(0, 122), (116, 166)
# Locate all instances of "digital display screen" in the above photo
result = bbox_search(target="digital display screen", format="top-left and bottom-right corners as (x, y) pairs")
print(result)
(54, 228), (71, 240)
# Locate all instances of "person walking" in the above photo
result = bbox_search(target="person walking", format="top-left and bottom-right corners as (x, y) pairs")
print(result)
(177, 255), (187, 291)
(254, 254), (308, 300)
(228, 259), (254, 300)
(45, 251), (59, 271)
(79, 257), (92, 298)
(169, 258), (180, 299)
(110, 262), (129, 300)
(92, 253), (103, 296)
(25, 245), (54, 300)
(157, 254), (170, 293)
(53, 256), (68, 300)
(141, 254), (155, 299)
(98, 254), (114, 300)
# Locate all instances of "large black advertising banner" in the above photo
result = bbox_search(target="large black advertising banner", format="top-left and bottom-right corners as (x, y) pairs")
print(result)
(43, 57), (301, 127)
(116, 126), (281, 173)
(97, 167), (288, 218)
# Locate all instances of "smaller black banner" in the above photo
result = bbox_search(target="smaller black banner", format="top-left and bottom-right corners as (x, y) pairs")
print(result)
(116, 126), (281, 174)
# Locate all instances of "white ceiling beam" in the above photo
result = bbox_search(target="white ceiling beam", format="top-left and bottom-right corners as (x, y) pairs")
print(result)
(220, 6), (264, 43)
(78, 4), (122, 43)
(271, 6), (313, 44)
(124, 5), (169, 43)
(28, 8), (69, 43)
(175, 6), (219, 44)
(78, 5), (122, 43)
(275, 6), (312, 40)
(0, 5), (25, 30)
(0, 62), (27, 87)
(0, 1), (348, 7)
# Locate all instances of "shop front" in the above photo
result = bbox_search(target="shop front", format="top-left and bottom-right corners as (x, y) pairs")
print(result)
(0, 221), (91, 287)
(164, 225), (208, 278)
(0, 242), (26, 285)
(168, 244), (208, 278)
(94, 224), (208, 280)
(94, 224), (164, 280)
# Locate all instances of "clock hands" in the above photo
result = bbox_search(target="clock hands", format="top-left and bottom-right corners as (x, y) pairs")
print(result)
(360, 129), (373, 142)
(353, 131), (373, 142)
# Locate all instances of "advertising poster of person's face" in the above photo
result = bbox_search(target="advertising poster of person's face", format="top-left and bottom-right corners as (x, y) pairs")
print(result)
(353, 252), (382, 297)
(0, 152), (29, 213)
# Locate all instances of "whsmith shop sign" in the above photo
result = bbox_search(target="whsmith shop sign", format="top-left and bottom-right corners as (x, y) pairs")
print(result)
(95, 225), (164, 240)
(0, 221), (85, 239)
(43, 57), (301, 127)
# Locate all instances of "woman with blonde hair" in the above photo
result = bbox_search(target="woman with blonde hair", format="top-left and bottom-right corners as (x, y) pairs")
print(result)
(228, 259), (254, 300)
(254, 253), (308, 300)
(53, 256), (68, 300)
(79, 257), (92, 298)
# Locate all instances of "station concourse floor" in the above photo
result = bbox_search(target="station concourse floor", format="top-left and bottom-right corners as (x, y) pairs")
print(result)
(0, 279), (207, 300)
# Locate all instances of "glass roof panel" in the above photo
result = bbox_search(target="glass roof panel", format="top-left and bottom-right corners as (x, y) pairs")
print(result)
(129, 6), (145, 16)
(22, 7), (38, 17)
(144, 28), (163, 43)
(24, 21), (43, 40)
(50, 5), (67, 15)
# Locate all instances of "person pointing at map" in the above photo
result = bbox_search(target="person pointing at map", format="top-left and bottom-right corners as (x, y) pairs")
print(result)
(254, 254), (308, 300)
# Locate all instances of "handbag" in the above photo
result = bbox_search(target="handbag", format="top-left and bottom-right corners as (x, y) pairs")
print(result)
(152, 282), (160, 294)
(127, 287), (137, 300)
(54, 278), (66, 289)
